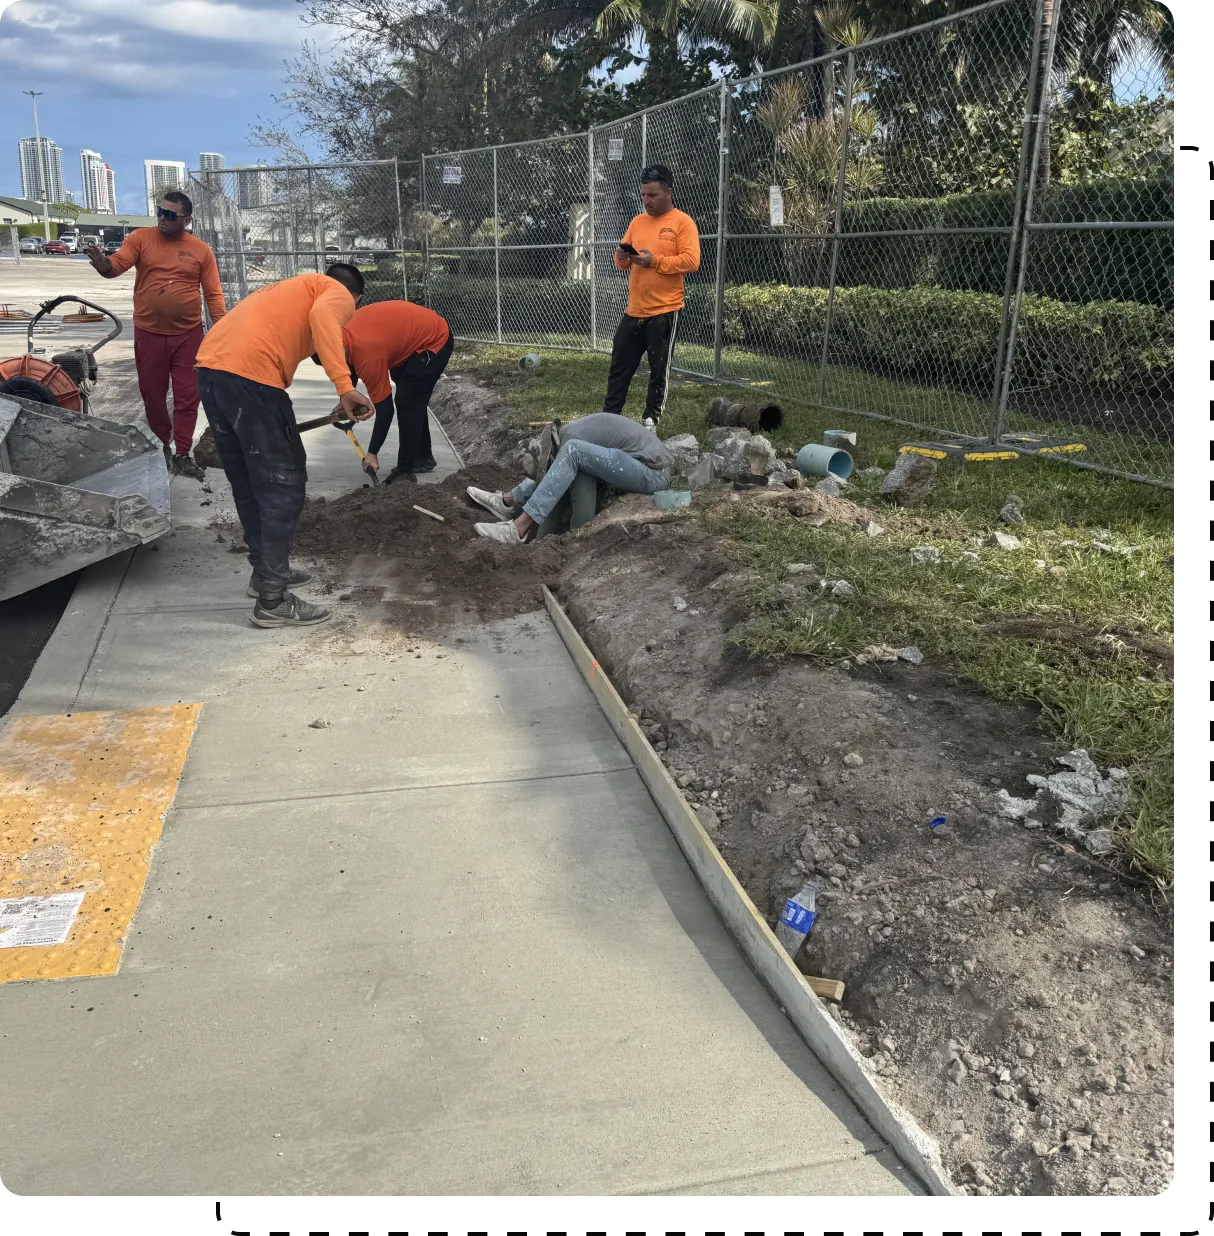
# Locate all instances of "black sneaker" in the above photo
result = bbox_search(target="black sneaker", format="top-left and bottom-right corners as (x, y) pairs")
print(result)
(413, 455), (438, 473)
(250, 591), (332, 628)
(247, 568), (313, 598)
(384, 467), (417, 485)
(173, 453), (206, 481)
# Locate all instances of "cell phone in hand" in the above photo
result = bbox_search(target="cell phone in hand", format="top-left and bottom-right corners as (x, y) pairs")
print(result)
(617, 242), (637, 255)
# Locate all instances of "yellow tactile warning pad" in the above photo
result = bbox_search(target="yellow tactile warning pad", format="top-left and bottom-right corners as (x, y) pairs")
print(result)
(0, 704), (201, 983)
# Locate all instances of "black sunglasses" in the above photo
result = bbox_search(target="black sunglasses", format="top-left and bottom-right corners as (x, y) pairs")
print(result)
(157, 206), (185, 221)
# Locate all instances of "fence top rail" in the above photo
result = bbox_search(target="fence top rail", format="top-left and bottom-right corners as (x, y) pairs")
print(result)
(189, 159), (400, 176)
(424, 130), (591, 163)
(732, 0), (1019, 88)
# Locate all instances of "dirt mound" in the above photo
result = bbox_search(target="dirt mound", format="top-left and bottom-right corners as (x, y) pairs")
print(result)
(557, 521), (1173, 1198)
(292, 464), (575, 632)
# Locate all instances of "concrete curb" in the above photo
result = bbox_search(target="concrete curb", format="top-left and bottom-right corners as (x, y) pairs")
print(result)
(8, 549), (134, 720)
(543, 584), (954, 1197)
(428, 399), (464, 471)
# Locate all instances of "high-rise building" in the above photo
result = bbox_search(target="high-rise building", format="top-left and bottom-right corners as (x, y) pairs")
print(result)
(19, 136), (65, 203)
(144, 159), (187, 212)
(198, 152), (225, 172)
(80, 148), (110, 211)
(231, 163), (272, 209)
(63, 188), (76, 205)
(103, 165), (117, 215)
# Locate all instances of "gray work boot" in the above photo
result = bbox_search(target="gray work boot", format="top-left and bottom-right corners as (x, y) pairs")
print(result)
(247, 568), (312, 598)
(250, 591), (332, 628)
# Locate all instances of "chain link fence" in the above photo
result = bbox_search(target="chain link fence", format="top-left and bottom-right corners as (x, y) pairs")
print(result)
(188, 159), (421, 313)
(187, 0), (1171, 485)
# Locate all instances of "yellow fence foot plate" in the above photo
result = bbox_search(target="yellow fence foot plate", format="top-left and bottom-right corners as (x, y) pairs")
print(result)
(0, 704), (202, 983)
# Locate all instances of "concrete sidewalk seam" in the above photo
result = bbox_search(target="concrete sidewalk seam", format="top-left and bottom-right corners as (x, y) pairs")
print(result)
(172, 762), (640, 811)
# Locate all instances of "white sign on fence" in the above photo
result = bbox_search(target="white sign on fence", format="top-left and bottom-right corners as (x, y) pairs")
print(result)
(768, 185), (785, 228)
(442, 166), (463, 185)
(608, 138), (625, 162)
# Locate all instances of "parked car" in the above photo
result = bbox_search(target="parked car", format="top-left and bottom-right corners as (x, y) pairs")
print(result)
(79, 234), (101, 248)
(43, 240), (70, 255)
(18, 236), (44, 253)
(103, 239), (123, 255)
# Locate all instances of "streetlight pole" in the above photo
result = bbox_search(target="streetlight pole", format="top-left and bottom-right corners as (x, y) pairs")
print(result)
(22, 90), (51, 243)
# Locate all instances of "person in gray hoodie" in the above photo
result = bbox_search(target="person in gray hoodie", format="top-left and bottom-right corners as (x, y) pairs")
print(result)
(468, 412), (673, 545)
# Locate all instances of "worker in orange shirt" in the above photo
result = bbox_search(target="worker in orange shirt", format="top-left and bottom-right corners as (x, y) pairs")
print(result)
(607, 164), (700, 428)
(195, 265), (374, 629)
(340, 299), (453, 484)
(87, 190), (226, 480)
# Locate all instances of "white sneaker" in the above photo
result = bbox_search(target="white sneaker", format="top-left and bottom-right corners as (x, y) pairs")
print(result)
(475, 520), (526, 545)
(467, 485), (513, 521)
(642, 416), (657, 429)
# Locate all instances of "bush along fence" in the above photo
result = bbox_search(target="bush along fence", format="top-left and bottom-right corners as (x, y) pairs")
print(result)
(190, 0), (1173, 485)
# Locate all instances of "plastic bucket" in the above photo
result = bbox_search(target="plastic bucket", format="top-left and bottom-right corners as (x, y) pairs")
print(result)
(795, 442), (854, 479)
(653, 489), (692, 510)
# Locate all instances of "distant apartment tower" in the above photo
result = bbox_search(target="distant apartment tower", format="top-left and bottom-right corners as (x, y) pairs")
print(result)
(198, 152), (225, 172)
(144, 159), (187, 212)
(231, 163), (272, 209)
(80, 149), (115, 212)
(19, 136), (65, 203)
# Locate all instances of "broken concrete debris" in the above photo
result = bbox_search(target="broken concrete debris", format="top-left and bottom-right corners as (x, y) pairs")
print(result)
(909, 545), (941, 565)
(815, 475), (847, 498)
(986, 530), (1023, 551)
(988, 749), (1129, 854)
(880, 452), (937, 507)
(999, 495), (1025, 524)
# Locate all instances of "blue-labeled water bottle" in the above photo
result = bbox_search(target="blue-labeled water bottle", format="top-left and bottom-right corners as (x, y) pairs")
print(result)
(775, 880), (821, 957)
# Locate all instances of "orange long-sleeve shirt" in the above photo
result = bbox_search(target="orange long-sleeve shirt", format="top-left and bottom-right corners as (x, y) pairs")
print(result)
(195, 273), (357, 395)
(613, 208), (700, 317)
(104, 228), (226, 334)
(342, 301), (451, 404)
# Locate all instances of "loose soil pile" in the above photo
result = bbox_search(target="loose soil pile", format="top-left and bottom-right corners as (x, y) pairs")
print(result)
(293, 464), (575, 633)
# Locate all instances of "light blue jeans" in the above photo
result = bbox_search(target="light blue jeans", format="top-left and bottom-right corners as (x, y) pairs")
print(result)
(511, 440), (671, 524)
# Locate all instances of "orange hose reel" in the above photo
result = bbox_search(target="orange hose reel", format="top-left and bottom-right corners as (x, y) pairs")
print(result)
(0, 354), (82, 412)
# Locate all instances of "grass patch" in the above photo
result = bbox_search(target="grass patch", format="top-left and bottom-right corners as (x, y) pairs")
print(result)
(452, 341), (1174, 884)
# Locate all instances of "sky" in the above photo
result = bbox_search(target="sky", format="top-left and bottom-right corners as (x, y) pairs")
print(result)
(0, 0), (324, 213)
(0, 0), (1169, 215)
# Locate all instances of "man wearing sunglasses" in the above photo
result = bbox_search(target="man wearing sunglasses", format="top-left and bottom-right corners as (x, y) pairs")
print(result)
(87, 191), (225, 481)
(606, 164), (700, 428)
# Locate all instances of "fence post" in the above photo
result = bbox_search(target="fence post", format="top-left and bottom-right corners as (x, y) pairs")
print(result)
(987, 0), (1048, 441)
(393, 158), (409, 301)
(641, 112), (647, 167)
(712, 79), (732, 379)
(817, 51), (856, 407)
(306, 166), (317, 273)
(588, 130), (597, 351)
(994, 0), (1061, 435)
(493, 147), (503, 344)
(420, 155), (430, 308)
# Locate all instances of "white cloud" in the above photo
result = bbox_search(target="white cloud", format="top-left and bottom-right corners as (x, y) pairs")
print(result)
(0, 0), (309, 94)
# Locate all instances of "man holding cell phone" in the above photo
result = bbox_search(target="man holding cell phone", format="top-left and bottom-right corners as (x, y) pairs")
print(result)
(607, 164), (701, 428)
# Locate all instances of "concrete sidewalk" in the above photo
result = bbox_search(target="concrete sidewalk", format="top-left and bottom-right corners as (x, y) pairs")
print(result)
(0, 362), (917, 1196)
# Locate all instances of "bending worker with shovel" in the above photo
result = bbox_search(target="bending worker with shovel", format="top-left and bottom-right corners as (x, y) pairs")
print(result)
(196, 264), (374, 629)
(338, 299), (453, 484)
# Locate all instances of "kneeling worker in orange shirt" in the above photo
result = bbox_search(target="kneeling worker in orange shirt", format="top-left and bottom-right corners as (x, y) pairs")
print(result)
(341, 299), (453, 484)
(195, 264), (374, 629)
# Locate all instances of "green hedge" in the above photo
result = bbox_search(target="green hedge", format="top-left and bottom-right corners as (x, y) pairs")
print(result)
(766, 173), (1174, 306)
(721, 283), (1172, 391)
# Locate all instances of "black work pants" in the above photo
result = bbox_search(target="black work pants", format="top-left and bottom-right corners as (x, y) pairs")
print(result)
(369, 331), (454, 472)
(602, 310), (679, 420)
(197, 367), (306, 604)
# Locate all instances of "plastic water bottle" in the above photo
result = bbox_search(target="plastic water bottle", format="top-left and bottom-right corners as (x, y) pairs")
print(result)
(775, 880), (821, 957)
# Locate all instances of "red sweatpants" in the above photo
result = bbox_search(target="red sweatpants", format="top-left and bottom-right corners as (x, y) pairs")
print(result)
(134, 324), (204, 455)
